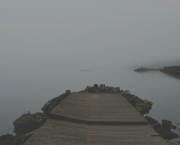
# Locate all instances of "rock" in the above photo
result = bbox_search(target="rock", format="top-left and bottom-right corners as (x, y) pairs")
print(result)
(145, 116), (179, 140)
(163, 131), (179, 140)
(162, 120), (177, 129)
(127, 96), (141, 105)
(98, 84), (106, 92)
(13, 112), (48, 135)
(120, 91), (133, 98)
(114, 87), (120, 93)
(0, 134), (14, 145)
(41, 90), (71, 113)
(13, 130), (36, 145)
(145, 116), (158, 124)
(105, 86), (112, 93)
(83, 84), (121, 93)
(85, 86), (94, 93)
(166, 140), (179, 145)
(99, 84), (105, 88)
(151, 122), (162, 130)
(135, 102), (152, 115)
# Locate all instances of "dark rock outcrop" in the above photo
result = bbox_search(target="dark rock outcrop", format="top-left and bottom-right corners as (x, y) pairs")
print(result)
(13, 130), (36, 145)
(145, 116), (179, 140)
(2, 85), (179, 144)
(0, 132), (36, 145)
(0, 134), (14, 145)
(41, 90), (71, 113)
(162, 120), (177, 129)
(79, 84), (120, 93)
(13, 112), (48, 135)
(8, 90), (71, 145)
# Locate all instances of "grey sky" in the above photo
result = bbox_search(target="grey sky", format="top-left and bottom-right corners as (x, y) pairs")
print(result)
(1, 0), (180, 72)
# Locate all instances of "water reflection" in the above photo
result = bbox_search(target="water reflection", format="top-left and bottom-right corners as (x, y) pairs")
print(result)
(161, 71), (180, 80)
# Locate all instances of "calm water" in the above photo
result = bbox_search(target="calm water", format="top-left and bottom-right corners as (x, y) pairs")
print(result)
(0, 69), (180, 141)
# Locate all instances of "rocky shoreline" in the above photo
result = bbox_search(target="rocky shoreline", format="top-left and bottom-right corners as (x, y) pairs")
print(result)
(0, 90), (71, 145)
(0, 84), (179, 145)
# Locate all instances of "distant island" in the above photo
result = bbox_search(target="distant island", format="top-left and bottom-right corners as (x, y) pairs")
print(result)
(134, 66), (180, 79)
(134, 67), (161, 72)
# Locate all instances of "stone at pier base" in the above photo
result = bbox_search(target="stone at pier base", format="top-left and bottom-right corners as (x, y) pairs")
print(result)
(145, 116), (179, 140)
(13, 112), (48, 135)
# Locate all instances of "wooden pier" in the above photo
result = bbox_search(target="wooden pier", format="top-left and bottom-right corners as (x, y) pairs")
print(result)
(23, 93), (169, 145)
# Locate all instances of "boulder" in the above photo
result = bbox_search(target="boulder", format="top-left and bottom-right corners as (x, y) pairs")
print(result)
(162, 120), (177, 129)
(163, 131), (179, 140)
(145, 116), (179, 140)
(98, 84), (106, 92)
(41, 90), (71, 113)
(0, 134), (14, 145)
(135, 102), (152, 115)
(13, 112), (48, 135)
(127, 96), (141, 105)
(120, 91), (134, 98)
(105, 86), (113, 93)
(83, 84), (120, 93)
(114, 87), (121, 93)
(85, 86), (94, 93)
(13, 130), (36, 145)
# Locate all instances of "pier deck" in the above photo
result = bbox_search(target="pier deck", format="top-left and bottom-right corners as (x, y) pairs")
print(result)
(23, 93), (169, 145)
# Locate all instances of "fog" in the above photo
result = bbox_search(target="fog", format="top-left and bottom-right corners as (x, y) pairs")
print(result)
(1, 1), (180, 140)
(1, 0), (180, 73)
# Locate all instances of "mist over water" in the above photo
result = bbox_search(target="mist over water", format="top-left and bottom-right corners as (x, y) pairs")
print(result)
(0, 1), (180, 143)
(1, 69), (180, 137)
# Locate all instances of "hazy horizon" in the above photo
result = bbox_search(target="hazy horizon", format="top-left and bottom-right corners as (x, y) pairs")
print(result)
(1, 1), (180, 73)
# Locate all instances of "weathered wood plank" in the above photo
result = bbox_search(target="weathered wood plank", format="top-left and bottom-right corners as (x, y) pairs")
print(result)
(50, 93), (147, 123)
(23, 93), (169, 145)
(23, 119), (169, 145)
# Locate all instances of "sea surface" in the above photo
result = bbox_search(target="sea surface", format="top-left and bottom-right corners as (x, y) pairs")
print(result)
(0, 69), (180, 142)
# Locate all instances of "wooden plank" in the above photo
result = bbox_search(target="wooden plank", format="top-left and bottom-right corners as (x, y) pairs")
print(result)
(23, 92), (169, 145)
(50, 93), (91, 121)
(23, 119), (88, 145)
(50, 93), (147, 123)
(23, 119), (169, 145)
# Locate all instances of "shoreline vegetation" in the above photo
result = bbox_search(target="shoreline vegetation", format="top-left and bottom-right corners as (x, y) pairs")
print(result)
(0, 84), (179, 145)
